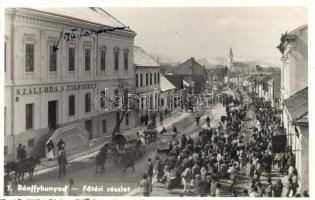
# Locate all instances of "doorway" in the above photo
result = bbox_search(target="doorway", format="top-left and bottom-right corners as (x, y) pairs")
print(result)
(85, 120), (93, 140)
(48, 100), (58, 129)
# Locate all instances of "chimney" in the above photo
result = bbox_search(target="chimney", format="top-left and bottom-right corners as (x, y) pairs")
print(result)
(191, 57), (195, 61)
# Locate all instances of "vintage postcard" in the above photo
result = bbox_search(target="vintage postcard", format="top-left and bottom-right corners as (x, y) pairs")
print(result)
(1, 1), (311, 198)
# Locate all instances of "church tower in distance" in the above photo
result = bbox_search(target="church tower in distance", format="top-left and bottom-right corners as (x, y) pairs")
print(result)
(228, 47), (234, 69)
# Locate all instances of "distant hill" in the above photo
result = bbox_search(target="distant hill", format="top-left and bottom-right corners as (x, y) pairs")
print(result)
(197, 57), (280, 70)
(150, 54), (180, 66)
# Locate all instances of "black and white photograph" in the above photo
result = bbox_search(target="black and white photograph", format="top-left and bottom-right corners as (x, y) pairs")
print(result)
(1, 2), (311, 198)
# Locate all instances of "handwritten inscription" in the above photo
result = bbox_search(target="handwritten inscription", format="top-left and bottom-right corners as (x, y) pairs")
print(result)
(53, 26), (127, 51)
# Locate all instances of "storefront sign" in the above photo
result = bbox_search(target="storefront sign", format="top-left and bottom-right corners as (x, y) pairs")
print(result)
(15, 83), (97, 96)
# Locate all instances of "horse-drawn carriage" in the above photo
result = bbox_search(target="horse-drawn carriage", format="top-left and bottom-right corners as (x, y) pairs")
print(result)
(143, 123), (158, 143)
(4, 156), (40, 182)
(109, 133), (145, 165)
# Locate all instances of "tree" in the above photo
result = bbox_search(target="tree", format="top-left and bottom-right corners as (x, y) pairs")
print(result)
(111, 79), (136, 139)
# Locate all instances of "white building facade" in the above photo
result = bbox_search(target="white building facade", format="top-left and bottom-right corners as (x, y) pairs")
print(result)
(4, 8), (137, 160)
(278, 24), (308, 192)
(134, 46), (161, 125)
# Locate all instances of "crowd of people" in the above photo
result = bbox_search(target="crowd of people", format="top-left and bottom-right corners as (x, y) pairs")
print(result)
(139, 90), (309, 197)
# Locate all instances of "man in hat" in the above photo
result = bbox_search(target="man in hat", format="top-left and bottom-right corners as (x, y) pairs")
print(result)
(58, 149), (68, 179)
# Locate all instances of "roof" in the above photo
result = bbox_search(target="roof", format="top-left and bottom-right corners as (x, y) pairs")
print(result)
(289, 24), (308, 35)
(24, 8), (131, 30)
(164, 75), (184, 90)
(160, 75), (176, 92)
(173, 57), (205, 75)
(134, 46), (160, 67)
(283, 87), (308, 124)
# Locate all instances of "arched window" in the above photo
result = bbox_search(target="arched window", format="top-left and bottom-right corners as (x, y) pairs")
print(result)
(85, 93), (91, 113)
(69, 95), (75, 116)
(114, 47), (120, 71)
(123, 48), (129, 70)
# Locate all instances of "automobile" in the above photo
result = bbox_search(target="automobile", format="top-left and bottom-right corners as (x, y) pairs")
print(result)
(143, 123), (158, 143)
(157, 132), (177, 153)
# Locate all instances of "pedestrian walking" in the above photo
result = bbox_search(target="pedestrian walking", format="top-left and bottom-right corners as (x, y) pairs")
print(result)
(181, 166), (192, 193)
(57, 138), (66, 151)
(139, 174), (150, 196)
(195, 114), (200, 126)
(172, 125), (178, 134)
(58, 149), (68, 179)
(46, 139), (54, 161)
(95, 144), (108, 174)
(144, 114), (149, 126)
(147, 158), (154, 192)
(154, 156), (164, 182)
(227, 162), (238, 191)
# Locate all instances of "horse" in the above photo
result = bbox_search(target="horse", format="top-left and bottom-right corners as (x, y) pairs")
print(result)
(5, 156), (40, 182)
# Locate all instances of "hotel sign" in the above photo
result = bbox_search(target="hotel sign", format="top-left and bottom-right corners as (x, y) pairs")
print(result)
(15, 83), (97, 96)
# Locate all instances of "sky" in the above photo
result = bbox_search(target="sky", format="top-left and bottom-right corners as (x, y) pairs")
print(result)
(106, 7), (307, 63)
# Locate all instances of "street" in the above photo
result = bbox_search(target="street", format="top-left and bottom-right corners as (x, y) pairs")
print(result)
(9, 103), (224, 196)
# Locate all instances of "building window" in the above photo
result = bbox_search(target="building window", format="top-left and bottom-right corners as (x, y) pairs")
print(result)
(100, 49), (106, 71)
(124, 50), (129, 70)
(114, 49), (119, 71)
(68, 47), (75, 71)
(136, 74), (139, 87)
(4, 42), (7, 72)
(26, 103), (34, 129)
(49, 45), (57, 72)
(28, 138), (35, 149)
(85, 49), (91, 71)
(125, 113), (129, 126)
(157, 73), (160, 84)
(69, 95), (75, 116)
(150, 73), (152, 85)
(140, 74), (143, 87)
(102, 119), (107, 133)
(25, 44), (34, 72)
(146, 73), (149, 86)
(85, 93), (91, 113)
(154, 73), (157, 84)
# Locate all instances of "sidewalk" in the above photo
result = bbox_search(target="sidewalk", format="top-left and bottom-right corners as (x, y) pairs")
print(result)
(33, 111), (191, 176)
